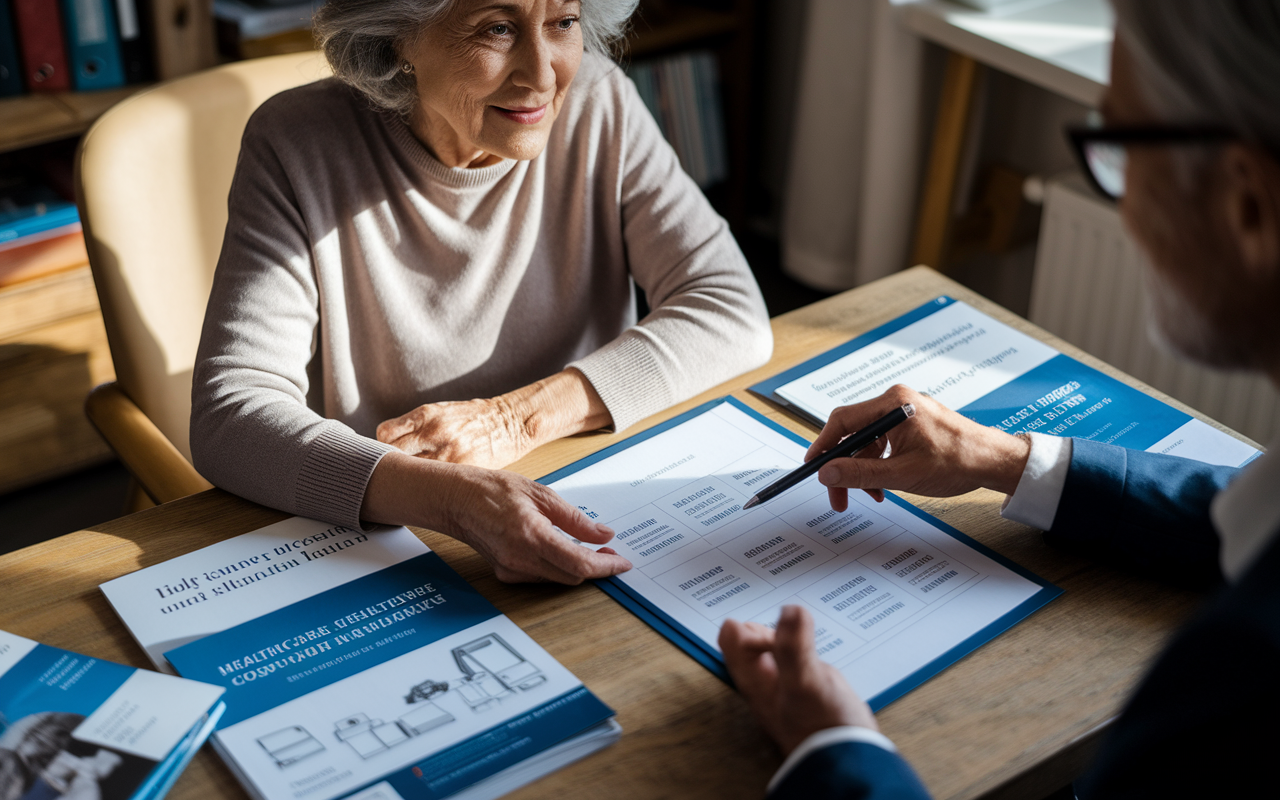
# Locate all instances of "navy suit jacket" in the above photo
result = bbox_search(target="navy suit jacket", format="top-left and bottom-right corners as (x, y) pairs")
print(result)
(771, 438), (1278, 800)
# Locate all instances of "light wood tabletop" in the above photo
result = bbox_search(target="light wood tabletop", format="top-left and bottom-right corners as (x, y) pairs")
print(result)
(0, 267), (1240, 800)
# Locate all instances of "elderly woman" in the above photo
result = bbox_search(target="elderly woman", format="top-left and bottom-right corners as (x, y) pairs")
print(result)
(190, 0), (772, 584)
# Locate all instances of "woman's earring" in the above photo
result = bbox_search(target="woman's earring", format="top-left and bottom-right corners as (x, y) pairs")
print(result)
(401, 61), (414, 75)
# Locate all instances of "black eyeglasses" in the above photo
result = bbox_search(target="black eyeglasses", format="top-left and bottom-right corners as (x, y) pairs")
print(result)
(1065, 125), (1235, 201)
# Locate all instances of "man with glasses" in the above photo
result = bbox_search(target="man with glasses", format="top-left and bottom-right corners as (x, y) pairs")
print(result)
(721, 1), (1280, 797)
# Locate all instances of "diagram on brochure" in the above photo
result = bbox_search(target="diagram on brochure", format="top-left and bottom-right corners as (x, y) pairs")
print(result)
(543, 399), (1060, 708)
(257, 633), (546, 768)
(185, 614), (595, 800)
(758, 296), (1257, 468)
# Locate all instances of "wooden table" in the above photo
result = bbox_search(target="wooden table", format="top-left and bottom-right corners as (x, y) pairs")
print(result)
(0, 267), (1235, 800)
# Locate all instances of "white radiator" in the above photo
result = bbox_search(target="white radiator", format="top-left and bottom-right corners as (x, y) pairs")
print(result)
(1028, 176), (1279, 445)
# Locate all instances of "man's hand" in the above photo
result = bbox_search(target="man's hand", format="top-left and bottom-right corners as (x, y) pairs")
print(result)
(720, 605), (877, 755)
(807, 385), (1031, 511)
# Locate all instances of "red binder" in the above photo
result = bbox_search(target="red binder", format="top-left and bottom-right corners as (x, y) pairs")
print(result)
(12, 0), (71, 91)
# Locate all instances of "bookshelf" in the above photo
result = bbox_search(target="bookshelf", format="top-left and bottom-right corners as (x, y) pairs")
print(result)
(0, 2), (218, 495)
(627, 5), (740, 57)
(0, 86), (147, 154)
(623, 0), (755, 229)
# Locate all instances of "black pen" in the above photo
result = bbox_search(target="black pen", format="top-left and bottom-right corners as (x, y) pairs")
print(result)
(742, 403), (916, 510)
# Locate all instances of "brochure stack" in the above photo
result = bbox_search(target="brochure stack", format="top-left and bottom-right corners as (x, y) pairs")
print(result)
(101, 519), (619, 800)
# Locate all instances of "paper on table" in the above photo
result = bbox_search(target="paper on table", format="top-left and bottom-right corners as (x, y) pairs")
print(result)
(544, 399), (1059, 708)
(767, 297), (1257, 468)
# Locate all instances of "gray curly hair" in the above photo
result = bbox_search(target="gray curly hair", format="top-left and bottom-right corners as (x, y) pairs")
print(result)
(313, 0), (638, 115)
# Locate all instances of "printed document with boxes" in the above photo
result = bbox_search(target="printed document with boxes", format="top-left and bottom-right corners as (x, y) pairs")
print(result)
(100, 520), (620, 800)
(541, 398), (1061, 709)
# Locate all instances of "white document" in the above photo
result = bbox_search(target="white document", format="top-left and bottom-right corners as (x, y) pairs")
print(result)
(101, 518), (430, 672)
(771, 298), (1257, 468)
(546, 400), (1057, 706)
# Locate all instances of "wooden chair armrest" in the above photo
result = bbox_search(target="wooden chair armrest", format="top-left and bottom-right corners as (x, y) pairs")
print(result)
(85, 382), (213, 505)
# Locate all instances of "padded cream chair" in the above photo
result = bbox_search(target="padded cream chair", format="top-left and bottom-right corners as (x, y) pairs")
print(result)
(78, 52), (332, 506)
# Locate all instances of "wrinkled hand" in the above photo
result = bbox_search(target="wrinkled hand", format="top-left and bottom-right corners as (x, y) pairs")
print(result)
(806, 385), (1031, 511)
(720, 606), (877, 755)
(377, 396), (532, 469)
(437, 461), (633, 584)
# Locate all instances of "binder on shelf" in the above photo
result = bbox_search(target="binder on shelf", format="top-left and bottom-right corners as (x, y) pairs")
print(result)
(0, 0), (24, 96)
(114, 0), (154, 82)
(61, 0), (126, 90)
(148, 0), (217, 79)
(12, 0), (72, 91)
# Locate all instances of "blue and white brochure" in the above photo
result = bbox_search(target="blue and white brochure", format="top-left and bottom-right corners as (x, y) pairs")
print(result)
(155, 539), (617, 800)
(0, 629), (224, 800)
(542, 399), (1061, 710)
(101, 518), (432, 674)
(751, 296), (1258, 468)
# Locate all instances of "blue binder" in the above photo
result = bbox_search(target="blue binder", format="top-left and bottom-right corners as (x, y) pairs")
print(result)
(0, 0), (24, 96)
(60, 0), (125, 90)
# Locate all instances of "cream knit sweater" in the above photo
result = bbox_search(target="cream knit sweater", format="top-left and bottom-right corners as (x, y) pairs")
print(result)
(191, 53), (772, 528)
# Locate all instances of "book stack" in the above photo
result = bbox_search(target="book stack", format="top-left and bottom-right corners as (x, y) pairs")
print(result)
(214, 0), (322, 60)
(0, 176), (86, 288)
(1, 0), (155, 95)
(627, 50), (728, 189)
(0, 629), (224, 800)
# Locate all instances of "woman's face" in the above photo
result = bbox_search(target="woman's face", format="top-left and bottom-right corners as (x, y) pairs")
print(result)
(403, 0), (584, 168)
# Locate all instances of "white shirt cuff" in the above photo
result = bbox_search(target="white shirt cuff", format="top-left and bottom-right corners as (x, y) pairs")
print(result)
(767, 726), (897, 794)
(1000, 433), (1073, 530)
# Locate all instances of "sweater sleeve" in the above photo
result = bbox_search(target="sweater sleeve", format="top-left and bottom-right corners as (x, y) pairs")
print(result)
(568, 71), (773, 432)
(190, 116), (395, 529)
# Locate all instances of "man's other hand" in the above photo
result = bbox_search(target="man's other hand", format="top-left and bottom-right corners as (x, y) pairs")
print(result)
(720, 605), (877, 755)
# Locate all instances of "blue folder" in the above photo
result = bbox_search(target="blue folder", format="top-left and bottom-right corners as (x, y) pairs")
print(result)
(540, 397), (1062, 710)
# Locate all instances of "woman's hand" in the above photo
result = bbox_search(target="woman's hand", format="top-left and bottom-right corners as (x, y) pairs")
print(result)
(808, 385), (1031, 510)
(720, 606), (877, 755)
(377, 396), (533, 469)
(437, 462), (633, 584)
(377, 368), (613, 468)
(362, 451), (632, 584)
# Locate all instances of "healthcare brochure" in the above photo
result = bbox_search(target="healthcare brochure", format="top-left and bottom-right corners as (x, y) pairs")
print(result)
(751, 296), (1258, 468)
(0, 629), (224, 800)
(101, 521), (619, 800)
(541, 398), (1061, 710)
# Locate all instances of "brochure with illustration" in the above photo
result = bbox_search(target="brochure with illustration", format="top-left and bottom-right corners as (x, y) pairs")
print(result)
(751, 296), (1258, 468)
(541, 398), (1062, 710)
(100, 521), (619, 800)
(0, 629), (224, 800)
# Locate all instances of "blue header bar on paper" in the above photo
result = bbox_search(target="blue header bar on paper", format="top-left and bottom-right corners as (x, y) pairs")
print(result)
(166, 553), (499, 728)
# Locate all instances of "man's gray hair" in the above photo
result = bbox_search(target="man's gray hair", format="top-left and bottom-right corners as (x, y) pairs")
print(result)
(313, 0), (638, 115)
(1113, 0), (1280, 151)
